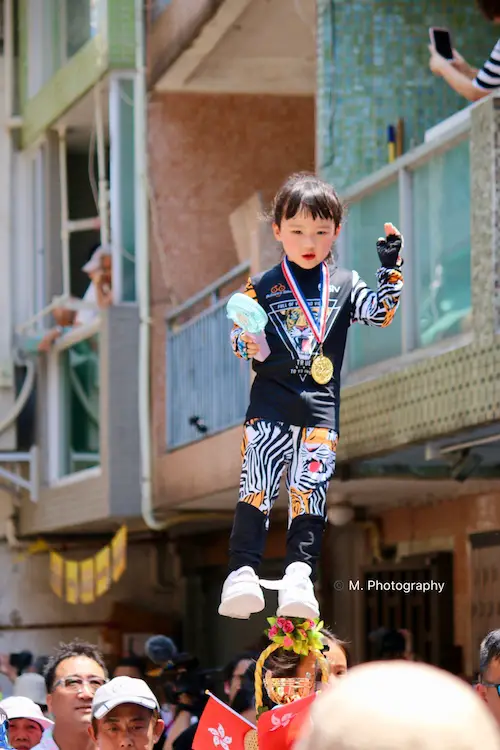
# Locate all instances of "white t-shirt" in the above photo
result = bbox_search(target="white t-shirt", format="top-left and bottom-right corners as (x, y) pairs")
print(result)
(75, 282), (98, 327)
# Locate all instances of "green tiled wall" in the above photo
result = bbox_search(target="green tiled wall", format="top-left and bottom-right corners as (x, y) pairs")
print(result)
(317, 0), (498, 190)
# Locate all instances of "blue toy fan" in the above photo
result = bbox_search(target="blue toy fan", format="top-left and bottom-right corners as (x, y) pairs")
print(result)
(227, 293), (270, 362)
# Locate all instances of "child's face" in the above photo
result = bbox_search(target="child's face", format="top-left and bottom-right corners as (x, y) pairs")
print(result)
(273, 211), (341, 269)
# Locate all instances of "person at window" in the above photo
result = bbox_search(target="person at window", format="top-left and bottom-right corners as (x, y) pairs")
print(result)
(75, 245), (113, 328)
(31, 639), (108, 750)
(429, 1), (500, 100)
(37, 244), (113, 352)
(0, 696), (53, 750)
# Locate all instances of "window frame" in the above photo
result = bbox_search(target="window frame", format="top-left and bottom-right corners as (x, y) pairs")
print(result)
(339, 118), (472, 385)
(47, 318), (102, 486)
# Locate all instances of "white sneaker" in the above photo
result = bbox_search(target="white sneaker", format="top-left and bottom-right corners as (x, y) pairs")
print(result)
(276, 562), (320, 619)
(218, 566), (265, 619)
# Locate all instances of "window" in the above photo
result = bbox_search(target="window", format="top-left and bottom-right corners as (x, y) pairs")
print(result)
(412, 140), (471, 348)
(63, 0), (100, 60)
(61, 334), (100, 475)
(343, 134), (471, 376)
(346, 180), (402, 371)
(49, 327), (101, 480)
(109, 75), (136, 302)
(26, 0), (59, 98)
(25, 0), (103, 99)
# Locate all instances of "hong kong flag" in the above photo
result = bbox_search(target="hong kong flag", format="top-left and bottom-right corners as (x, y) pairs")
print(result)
(258, 694), (316, 750)
(193, 693), (256, 750)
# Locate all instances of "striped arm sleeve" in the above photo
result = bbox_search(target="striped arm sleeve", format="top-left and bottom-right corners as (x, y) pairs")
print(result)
(351, 267), (403, 327)
(473, 39), (500, 90)
(230, 277), (257, 359)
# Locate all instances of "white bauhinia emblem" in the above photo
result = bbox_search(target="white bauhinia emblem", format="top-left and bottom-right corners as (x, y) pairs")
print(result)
(270, 712), (294, 731)
(208, 724), (233, 750)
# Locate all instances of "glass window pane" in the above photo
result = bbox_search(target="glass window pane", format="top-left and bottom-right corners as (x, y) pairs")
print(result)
(412, 139), (471, 348)
(116, 79), (136, 302)
(61, 335), (100, 475)
(346, 180), (402, 371)
(27, 0), (58, 97)
(66, 0), (99, 59)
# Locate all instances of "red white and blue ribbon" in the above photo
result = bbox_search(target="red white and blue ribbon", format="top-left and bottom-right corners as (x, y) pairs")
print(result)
(281, 258), (330, 344)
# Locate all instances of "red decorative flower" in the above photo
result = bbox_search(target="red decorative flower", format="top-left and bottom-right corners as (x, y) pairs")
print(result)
(276, 618), (287, 628)
(283, 636), (294, 649)
(282, 620), (295, 634)
(268, 625), (279, 638)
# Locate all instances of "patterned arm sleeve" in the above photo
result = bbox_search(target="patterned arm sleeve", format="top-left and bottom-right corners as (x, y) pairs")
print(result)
(230, 277), (258, 359)
(351, 266), (403, 327)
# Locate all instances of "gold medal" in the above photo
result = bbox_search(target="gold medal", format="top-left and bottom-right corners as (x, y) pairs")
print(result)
(311, 354), (334, 385)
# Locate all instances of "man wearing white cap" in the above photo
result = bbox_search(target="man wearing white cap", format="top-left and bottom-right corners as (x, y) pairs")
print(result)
(89, 677), (164, 750)
(0, 697), (53, 750)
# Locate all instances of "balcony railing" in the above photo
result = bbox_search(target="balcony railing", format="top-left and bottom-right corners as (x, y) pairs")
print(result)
(166, 262), (251, 450)
(339, 111), (472, 381)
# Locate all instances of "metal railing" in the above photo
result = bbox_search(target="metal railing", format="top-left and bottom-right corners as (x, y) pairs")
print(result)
(166, 262), (251, 450)
(339, 110), (472, 382)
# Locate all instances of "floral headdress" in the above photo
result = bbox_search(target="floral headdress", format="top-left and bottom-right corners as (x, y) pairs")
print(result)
(265, 617), (325, 656)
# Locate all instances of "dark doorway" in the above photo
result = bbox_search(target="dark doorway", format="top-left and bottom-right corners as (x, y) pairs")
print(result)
(362, 552), (458, 672)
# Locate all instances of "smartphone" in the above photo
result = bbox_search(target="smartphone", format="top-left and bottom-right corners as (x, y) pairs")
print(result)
(429, 27), (453, 60)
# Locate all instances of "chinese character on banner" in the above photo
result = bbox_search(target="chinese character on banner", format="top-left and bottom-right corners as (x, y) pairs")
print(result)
(111, 525), (127, 582)
(193, 693), (255, 750)
(80, 558), (95, 604)
(66, 560), (79, 604)
(258, 694), (316, 750)
(50, 550), (64, 598)
(95, 545), (111, 597)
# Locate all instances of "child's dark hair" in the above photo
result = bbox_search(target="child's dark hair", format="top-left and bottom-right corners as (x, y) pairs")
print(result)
(271, 172), (344, 229)
(476, 0), (500, 20)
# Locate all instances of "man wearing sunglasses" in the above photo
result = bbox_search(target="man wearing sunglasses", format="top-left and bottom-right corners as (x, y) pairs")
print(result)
(32, 639), (108, 750)
(476, 629), (500, 728)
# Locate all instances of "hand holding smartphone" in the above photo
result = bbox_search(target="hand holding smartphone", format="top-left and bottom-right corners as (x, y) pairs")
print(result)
(429, 27), (454, 60)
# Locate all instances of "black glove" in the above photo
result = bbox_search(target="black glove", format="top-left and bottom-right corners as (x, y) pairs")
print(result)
(376, 233), (403, 268)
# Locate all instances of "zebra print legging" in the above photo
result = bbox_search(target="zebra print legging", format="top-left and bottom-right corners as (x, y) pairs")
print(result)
(239, 419), (338, 523)
(228, 419), (338, 577)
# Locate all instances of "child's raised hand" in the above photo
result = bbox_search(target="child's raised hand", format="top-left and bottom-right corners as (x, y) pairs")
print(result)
(376, 223), (403, 268)
(240, 332), (260, 358)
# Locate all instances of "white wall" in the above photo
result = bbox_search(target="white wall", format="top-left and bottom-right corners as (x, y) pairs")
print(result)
(0, 540), (183, 658)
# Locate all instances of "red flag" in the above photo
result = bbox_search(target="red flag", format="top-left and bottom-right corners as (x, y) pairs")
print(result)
(258, 694), (316, 750)
(193, 693), (256, 750)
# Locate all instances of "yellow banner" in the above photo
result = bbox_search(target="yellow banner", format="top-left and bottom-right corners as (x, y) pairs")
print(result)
(50, 551), (64, 598)
(95, 545), (111, 597)
(111, 525), (127, 582)
(66, 560), (79, 604)
(80, 558), (95, 604)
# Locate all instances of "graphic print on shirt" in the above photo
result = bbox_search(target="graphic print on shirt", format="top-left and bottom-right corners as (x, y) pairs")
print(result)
(268, 292), (342, 381)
